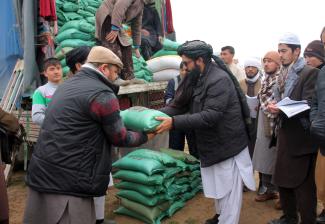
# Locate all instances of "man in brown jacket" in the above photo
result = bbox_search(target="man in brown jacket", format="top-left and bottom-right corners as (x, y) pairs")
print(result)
(0, 108), (19, 224)
(267, 33), (319, 224)
(95, 0), (148, 80)
(240, 58), (262, 157)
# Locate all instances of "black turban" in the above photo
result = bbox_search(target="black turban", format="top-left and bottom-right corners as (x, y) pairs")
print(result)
(65, 46), (92, 72)
(177, 40), (213, 59)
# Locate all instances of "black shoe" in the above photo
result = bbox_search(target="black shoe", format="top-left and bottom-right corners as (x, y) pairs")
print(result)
(268, 215), (298, 224)
(96, 220), (116, 224)
(317, 209), (325, 223)
(205, 214), (219, 224)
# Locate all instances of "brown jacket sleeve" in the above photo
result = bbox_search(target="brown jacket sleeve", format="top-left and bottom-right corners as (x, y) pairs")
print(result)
(301, 67), (319, 106)
(130, 10), (143, 47)
(0, 108), (19, 133)
(111, 0), (135, 28)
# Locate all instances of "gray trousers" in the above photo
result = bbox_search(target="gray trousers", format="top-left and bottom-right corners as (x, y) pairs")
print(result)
(23, 188), (96, 224)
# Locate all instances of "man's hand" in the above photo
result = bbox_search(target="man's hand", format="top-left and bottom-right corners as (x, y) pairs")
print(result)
(141, 29), (150, 36)
(155, 117), (173, 134)
(267, 102), (280, 114)
(106, 30), (118, 43)
(147, 133), (156, 141)
(158, 36), (164, 44)
(134, 48), (141, 58)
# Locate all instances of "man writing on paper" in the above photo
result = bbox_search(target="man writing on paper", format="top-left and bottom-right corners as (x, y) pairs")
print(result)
(240, 58), (262, 157)
(267, 33), (319, 224)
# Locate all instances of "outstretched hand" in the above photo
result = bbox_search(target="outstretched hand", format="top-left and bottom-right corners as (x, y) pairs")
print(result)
(106, 30), (118, 43)
(155, 117), (173, 134)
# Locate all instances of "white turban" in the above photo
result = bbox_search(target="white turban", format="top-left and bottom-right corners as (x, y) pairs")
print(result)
(244, 58), (261, 69)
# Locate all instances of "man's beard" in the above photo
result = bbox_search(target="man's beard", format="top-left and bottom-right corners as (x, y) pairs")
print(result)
(187, 65), (201, 84)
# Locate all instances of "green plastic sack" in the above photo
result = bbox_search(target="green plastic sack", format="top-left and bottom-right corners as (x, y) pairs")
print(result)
(62, 66), (70, 77)
(87, 0), (101, 8)
(120, 106), (169, 132)
(55, 47), (73, 60)
(60, 58), (67, 67)
(57, 19), (64, 27)
(117, 190), (168, 206)
(165, 183), (188, 197)
(56, 28), (93, 43)
(175, 171), (191, 178)
(187, 163), (200, 171)
(182, 186), (201, 201)
(115, 206), (153, 224)
(135, 70), (152, 82)
(163, 177), (174, 189)
(165, 201), (185, 217)
(191, 170), (201, 179)
(160, 148), (199, 164)
(59, 20), (95, 34)
(85, 6), (97, 14)
(62, 12), (83, 22)
(59, 39), (95, 48)
(62, 2), (79, 12)
(115, 181), (164, 196)
(190, 178), (202, 190)
(113, 170), (164, 185)
(113, 155), (164, 175)
(174, 177), (189, 185)
(162, 167), (182, 179)
(174, 159), (187, 171)
(56, 0), (63, 9)
(77, 9), (94, 18)
(117, 197), (170, 224)
(127, 149), (177, 167)
(85, 16), (95, 25)
(162, 39), (181, 51)
(152, 49), (178, 58)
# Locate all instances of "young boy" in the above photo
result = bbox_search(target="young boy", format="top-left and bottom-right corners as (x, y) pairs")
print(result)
(32, 58), (62, 126)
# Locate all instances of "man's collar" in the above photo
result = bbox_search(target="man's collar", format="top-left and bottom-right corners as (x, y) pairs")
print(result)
(81, 63), (120, 94)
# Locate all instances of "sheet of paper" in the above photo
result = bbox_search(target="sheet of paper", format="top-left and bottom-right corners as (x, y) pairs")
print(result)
(276, 97), (307, 107)
(246, 95), (259, 118)
(276, 97), (310, 118)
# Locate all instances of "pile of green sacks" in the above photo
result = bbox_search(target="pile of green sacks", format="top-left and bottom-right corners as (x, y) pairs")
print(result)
(55, 0), (102, 76)
(132, 55), (153, 82)
(152, 39), (181, 58)
(113, 148), (202, 224)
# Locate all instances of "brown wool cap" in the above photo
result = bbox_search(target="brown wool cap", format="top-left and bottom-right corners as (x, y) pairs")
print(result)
(263, 51), (281, 66)
(304, 40), (325, 63)
(87, 46), (123, 69)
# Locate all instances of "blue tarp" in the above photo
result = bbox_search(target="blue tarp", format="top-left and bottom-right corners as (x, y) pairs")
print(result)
(0, 0), (23, 98)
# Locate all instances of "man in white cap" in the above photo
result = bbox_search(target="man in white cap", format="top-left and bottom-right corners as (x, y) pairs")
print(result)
(23, 46), (155, 224)
(240, 58), (262, 158)
(267, 33), (319, 224)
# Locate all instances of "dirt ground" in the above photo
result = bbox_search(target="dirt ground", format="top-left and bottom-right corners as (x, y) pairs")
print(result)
(7, 171), (286, 224)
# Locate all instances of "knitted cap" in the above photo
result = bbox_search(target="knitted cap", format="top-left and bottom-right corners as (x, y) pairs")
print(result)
(304, 40), (325, 62)
(263, 51), (281, 66)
